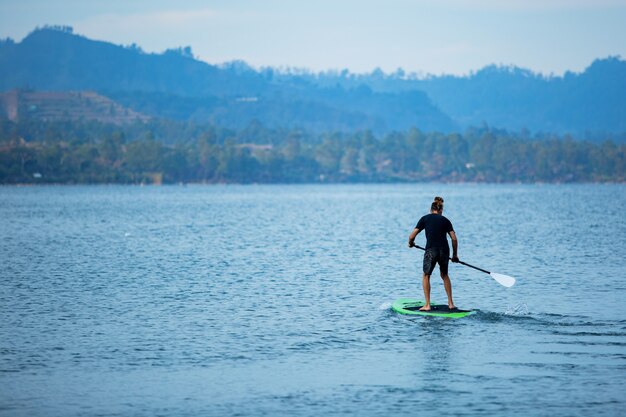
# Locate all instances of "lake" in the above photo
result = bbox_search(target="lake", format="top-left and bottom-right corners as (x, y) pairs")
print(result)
(1, 184), (625, 416)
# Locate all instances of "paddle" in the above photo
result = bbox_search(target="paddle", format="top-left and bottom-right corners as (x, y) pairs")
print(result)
(412, 245), (516, 287)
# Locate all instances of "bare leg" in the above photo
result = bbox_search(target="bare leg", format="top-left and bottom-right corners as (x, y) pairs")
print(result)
(419, 274), (431, 310)
(441, 273), (456, 309)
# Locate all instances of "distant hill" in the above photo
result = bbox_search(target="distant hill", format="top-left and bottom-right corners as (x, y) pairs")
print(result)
(279, 59), (626, 135)
(1, 26), (625, 135)
(0, 27), (454, 133)
(0, 89), (149, 124)
(403, 60), (626, 134)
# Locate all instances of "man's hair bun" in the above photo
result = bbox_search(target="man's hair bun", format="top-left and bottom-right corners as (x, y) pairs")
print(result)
(431, 201), (443, 212)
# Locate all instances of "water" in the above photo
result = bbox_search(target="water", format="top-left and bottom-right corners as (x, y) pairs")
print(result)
(1, 184), (625, 416)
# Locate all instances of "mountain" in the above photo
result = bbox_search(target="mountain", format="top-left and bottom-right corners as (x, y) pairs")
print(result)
(415, 59), (626, 134)
(0, 27), (454, 133)
(1, 26), (625, 135)
(277, 59), (626, 135)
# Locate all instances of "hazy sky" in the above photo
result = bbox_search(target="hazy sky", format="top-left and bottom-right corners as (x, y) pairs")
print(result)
(1, 0), (625, 76)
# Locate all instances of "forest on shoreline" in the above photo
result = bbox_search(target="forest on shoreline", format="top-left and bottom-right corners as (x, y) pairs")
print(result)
(0, 119), (624, 184)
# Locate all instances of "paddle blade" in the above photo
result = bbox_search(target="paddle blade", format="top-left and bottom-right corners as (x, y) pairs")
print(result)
(490, 272), (516, 287)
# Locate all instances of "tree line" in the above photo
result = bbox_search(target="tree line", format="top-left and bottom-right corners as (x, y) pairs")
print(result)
(0, 119), (624, 184)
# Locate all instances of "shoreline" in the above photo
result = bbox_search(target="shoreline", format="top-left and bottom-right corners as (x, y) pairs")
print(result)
(2, 180), (625, 187)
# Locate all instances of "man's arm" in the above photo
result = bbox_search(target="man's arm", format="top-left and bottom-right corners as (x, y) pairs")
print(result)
(449, 230), (459, 262)
(408, 228), (421, 247)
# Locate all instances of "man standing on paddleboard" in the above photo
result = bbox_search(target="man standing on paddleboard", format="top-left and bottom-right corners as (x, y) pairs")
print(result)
(408, 197), (459, 311)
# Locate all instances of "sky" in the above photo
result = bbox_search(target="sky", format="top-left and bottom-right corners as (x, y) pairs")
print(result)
(1, 0), (625, 76)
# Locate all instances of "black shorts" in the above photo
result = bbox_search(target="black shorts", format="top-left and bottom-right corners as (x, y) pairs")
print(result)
(423, 247), (450, 276)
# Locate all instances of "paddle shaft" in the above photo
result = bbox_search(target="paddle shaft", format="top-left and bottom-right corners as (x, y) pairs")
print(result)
(413, 244), (491, 274)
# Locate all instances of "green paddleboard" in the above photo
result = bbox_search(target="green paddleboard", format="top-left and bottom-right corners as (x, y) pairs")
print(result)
(392, 298), (475, 318)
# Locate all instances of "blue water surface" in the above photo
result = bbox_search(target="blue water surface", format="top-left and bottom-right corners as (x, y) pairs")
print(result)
(1, 184), (625, 416)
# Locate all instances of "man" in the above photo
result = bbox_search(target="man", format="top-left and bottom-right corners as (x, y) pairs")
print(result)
(408, 199), (459, 311)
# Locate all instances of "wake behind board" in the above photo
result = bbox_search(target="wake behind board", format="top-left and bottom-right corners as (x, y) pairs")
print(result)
(392, 298), (475, 318)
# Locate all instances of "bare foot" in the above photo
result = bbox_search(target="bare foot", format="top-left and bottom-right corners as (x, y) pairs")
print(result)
(419, 305), (431, 311)
(448, 304), (457, 310)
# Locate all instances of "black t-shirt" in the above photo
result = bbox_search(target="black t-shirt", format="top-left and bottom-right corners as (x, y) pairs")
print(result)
(416, 213), (454, 250)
